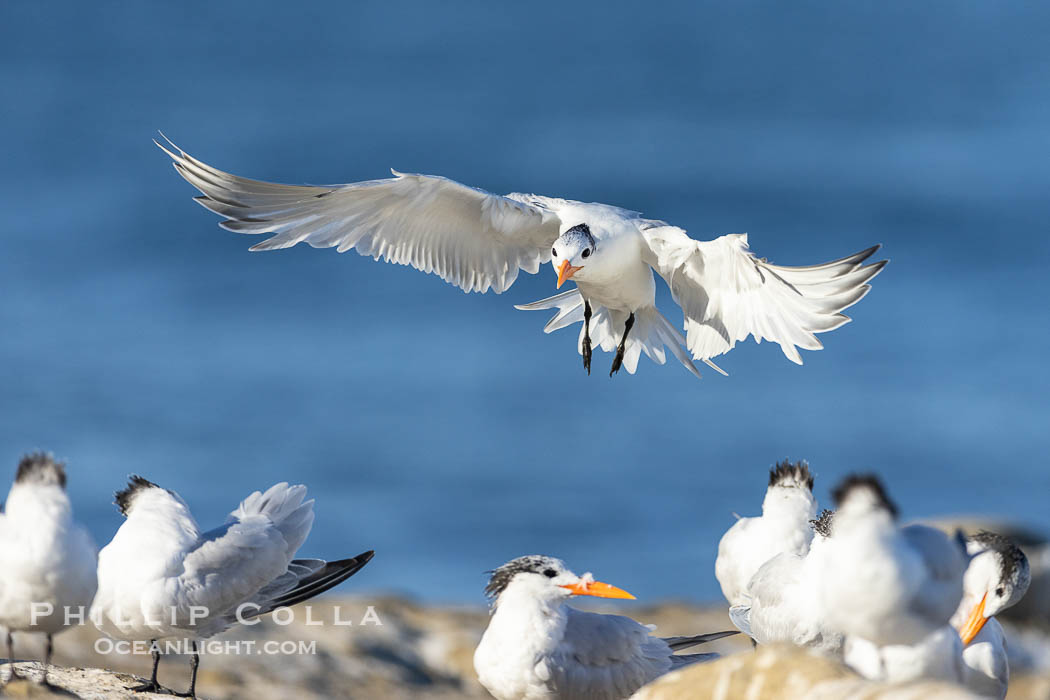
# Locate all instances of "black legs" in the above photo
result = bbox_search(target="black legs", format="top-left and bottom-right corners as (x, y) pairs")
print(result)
(609, 313), (635, 376)
(41, 633), (52, 686)
(581, 305), (635, 377)
(127, 639), (197, 696)
(2, 632), (55, 687)
(5, 630), (15, 682)
(582, 301), (592, 374)
(179, 642), (199, 699)
(128, 640), (166, 693)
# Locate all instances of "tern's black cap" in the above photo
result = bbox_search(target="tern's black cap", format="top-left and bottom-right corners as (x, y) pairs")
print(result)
(15, 452), (66, 489)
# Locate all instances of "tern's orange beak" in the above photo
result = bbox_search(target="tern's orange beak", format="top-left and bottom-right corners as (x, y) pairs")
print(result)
(559, 579), (636, 599)
(958, 592), (988, 645)
(556, 260), (583, 289)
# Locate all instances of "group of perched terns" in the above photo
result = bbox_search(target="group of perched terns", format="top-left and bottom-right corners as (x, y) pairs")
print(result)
(1, 453), (1030, 699)
(717, 462), (1030, 699)
(0, 453), (374, 697)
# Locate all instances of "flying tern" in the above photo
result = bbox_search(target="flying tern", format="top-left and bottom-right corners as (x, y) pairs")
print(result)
(157, 137), (886, 379)
(473, 555), (737, 700)
(90, 476), (374, 698)
(951, 532), (1030, 699)
(715, 460), (817, 608)
(0, 453), (97, 686)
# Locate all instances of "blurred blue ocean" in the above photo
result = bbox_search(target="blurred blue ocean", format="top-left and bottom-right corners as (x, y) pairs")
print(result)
(1, 2), (1048, 603)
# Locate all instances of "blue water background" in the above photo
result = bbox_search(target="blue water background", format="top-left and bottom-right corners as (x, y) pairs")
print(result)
(1, 2), (1048, 603)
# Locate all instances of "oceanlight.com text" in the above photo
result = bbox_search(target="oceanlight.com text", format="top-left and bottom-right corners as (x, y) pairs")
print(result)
(95, 639), (319, 656)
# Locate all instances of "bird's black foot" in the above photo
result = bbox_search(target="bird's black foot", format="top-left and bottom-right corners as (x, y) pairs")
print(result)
(582, 300), (593, 375)
(127, 680), (174, 694)
(609, 312), (635, 377)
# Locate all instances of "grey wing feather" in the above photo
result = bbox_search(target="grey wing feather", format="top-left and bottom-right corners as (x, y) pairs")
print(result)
(238, 551), (375, 621)
(157, 136), (562, 294)
(670, 652), (720, 669)
(551, 608), (675, 698)
(902, 524), (968, 626)
(661, 630), (739, 651)
(728, 605), (753, 638)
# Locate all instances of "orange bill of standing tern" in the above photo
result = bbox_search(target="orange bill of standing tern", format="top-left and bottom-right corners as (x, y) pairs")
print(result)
(559, 578), (635, 599)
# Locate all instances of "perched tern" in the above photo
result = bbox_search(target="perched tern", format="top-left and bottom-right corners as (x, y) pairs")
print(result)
(951, 532), (1030, 699)
(819, 474), (968, 645)
(91, 476), (374, 698)
(715, 460), (817, 607)
(0, 453), (97, 685)
(473, 555), (737, 700)
(157, 138), (886, 379)
(730, 508), (844, 656)
(818, 475), (969, 684)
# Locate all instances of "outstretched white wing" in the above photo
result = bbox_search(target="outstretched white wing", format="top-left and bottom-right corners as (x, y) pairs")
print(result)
(158, 137), (563, 294)
(641, 225), (886, 364)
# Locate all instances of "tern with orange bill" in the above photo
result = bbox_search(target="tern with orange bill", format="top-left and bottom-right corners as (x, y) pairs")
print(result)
(158, 136), (885, 379)
(951, 532), (1030, 699)
(473, 555), (737, 700)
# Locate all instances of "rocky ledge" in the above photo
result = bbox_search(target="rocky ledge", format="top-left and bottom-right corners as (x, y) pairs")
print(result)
(2, 597), (1049, 699)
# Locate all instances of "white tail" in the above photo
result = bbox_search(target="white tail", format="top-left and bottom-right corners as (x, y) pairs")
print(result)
(516, 292), (725, 379)
(229, 483), (315, 558)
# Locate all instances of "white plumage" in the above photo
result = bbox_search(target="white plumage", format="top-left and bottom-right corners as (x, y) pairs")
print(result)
(951, 532), (1031, 699)
(817, 475), (969, 685)
(715, 461), (817, 608)
(732, 510), (844, 656)
(474, 555), (735, 700)
(158, 137), (885, 379)
(0, 454), (97, 684)
(91, 476), (373, 697)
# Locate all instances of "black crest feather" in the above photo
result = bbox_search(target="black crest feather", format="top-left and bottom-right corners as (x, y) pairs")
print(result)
(971, 531), (1028, 585)
(768, 460), (814, 491)
(811, 509), (835, 537)
(114, 475), (161, 516)
(484, 555), (557, 600)
(562, 223), (596, 250)
(831, 473), (898, 518)
(15, 452), (67, 489)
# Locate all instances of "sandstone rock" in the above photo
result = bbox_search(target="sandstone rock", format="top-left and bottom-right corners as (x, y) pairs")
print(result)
(629, 644), (978, 700)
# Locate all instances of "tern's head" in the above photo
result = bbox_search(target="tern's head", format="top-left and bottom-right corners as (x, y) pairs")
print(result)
(956, 531), (1030, 644)
(484, 555), (635, 610)
(768, 460), (814, 491)
(114, 475), (179, 517)
(831, 473), (898, 521)
(14, 452), (67, 490)
(551, 223), (596, 288)
(762, 460), (817, 518)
